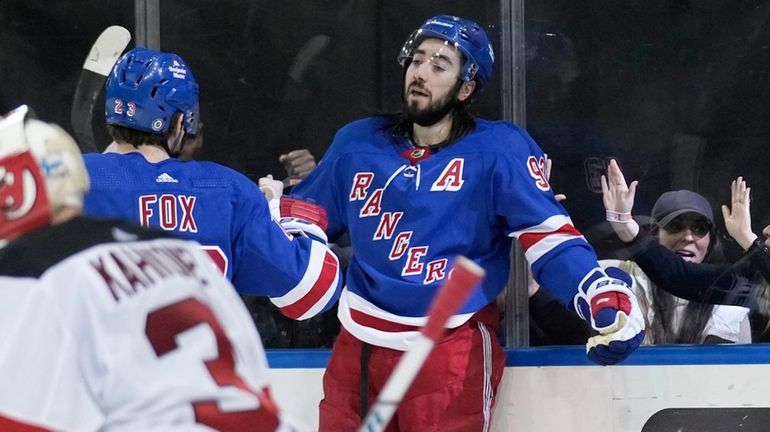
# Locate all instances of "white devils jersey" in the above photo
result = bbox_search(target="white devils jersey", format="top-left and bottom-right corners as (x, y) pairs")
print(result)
(0, 217), (302, 431)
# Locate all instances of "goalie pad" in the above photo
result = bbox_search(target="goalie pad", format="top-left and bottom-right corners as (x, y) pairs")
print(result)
(573, 267), (645, 365)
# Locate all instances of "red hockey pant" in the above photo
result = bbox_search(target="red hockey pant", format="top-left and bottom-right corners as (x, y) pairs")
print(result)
(319, 306), (505, 432)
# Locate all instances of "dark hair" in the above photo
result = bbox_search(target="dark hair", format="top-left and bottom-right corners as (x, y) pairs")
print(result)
(107, 124), (168, 148)
(106, 112), (186, 154)
(649, 223), (726, 344)
(387, 102), (476, 150)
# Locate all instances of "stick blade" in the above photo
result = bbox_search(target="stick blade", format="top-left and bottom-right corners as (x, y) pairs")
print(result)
(83, 25), (132, 76)
(71, 25), (131, 153)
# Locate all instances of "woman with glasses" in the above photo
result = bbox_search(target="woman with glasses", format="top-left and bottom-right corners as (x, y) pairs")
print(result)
(601, 159), (753, 344)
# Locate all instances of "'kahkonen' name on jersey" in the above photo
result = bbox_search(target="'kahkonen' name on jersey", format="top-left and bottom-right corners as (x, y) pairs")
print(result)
(90, 243), (209, 302)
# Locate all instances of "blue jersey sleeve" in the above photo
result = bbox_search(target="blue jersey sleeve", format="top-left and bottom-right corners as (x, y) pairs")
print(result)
(490, 125), (602, 305)
(290, 129), (352, 241)
(222, 173), (342, 318)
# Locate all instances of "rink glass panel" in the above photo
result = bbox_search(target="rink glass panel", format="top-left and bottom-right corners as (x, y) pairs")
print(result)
(4, 0), (768, 347)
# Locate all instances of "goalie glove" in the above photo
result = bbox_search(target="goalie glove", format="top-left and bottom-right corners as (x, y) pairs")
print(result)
(573, 267), (645, 365)
(279, 196), (328, 244)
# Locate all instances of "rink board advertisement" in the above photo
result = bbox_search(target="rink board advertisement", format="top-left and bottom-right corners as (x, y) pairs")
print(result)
(266, 345), (770, 431)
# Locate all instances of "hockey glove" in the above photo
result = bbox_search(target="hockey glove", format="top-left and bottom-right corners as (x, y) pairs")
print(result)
(279, 196), (328, 244)
(573, 267), (645, 365)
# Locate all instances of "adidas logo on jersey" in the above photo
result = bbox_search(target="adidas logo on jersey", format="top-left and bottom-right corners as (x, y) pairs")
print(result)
(156, 173), (178, 183)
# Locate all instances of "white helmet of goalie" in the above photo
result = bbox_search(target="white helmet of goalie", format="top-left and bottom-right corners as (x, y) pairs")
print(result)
(0, 105), (89, 244)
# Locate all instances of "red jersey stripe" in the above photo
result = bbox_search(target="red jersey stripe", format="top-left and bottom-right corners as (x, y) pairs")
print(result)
(0, 415), (51, 432)
(280, 251), (339, 319)
(518, 223), (582, 251)
(349, 308), (421, 333)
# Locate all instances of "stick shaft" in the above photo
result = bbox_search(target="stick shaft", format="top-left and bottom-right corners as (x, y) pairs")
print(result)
(358, 256), (485, 432)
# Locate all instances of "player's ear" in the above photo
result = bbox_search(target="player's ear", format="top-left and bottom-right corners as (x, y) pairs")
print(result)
(457, 80), (476, 102)
(167, 112), (186, 154)
(171, 112), (185, 135)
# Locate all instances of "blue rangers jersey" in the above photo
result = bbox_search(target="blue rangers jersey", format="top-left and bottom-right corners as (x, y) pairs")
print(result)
(291, 116), (603, 350)
(83, 152), (341, 320)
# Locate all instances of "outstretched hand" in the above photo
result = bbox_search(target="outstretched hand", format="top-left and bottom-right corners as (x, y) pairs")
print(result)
(600, 159), (637, 215)
(722, 176), (756, 250)
(279, 149), (317, 188)
(600, 159), (640, 242)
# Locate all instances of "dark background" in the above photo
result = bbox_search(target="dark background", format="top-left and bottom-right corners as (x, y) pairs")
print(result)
(4, 1), (767, 247)
(4, 1), (770, 346)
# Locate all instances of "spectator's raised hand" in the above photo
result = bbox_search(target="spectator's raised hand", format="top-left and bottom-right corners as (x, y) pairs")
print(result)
(600, 159), (637, 216)
(600, 159), (640, 242)
(721, 176), (757, 250)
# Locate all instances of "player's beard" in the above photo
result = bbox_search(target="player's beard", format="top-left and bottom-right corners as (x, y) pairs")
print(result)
(403, 80), (463, 127)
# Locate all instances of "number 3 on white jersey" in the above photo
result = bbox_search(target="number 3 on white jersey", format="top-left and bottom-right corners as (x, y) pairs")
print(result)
(145, 297), (280, 430)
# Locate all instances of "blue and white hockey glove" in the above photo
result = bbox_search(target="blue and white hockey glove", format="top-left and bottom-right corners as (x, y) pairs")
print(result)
(573, 267), (645, 365)
(279, 197), (329, 244)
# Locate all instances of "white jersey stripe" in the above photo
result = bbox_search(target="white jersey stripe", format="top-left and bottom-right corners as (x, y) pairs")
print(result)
(271, 241), (331, 307)
(478, 321), (493, 432)
(337, 290), (474, 351)
(294, 253), (341, 320)
(509, 214), (575, 238)
(521, 232), (586, 264)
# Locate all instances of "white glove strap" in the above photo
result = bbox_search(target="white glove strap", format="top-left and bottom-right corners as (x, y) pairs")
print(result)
(279, 217), (328, 244)
(268, 198), (281, 220)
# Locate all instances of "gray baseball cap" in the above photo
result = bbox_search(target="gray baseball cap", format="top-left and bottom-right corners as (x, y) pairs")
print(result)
(651, 190), (714, 228)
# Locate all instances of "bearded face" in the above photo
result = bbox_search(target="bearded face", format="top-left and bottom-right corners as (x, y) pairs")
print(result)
(401, 38), (471, 127)
(403, 78), (463, 127)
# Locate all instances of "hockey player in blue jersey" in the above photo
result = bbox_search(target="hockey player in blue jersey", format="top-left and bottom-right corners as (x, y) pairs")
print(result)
(288, 15), (646, 431)
(82, 47), (342, 321)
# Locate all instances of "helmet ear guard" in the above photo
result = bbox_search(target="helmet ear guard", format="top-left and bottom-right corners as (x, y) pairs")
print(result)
(105, 47), (200, 136)
(0, 105), (90, 243)
(398, 15), (495, 94)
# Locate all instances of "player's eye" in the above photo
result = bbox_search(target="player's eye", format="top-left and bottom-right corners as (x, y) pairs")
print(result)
(429, 59), (447, 71)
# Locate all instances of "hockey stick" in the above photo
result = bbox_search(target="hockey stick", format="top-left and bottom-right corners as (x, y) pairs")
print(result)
(358, 256), (486, 432)
(70, 25), (131, 153)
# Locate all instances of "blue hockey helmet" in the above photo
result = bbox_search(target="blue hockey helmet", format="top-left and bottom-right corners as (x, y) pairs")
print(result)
(105, 47), (200, 136)
(398, 15), (495, 93)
